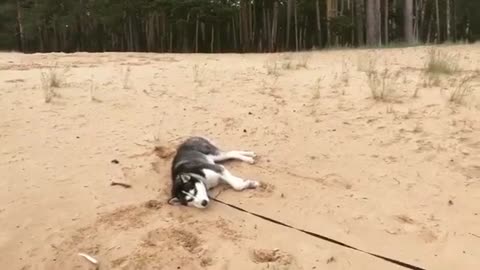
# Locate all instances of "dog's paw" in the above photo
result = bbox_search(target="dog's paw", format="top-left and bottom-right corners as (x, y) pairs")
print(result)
(242, 151), (256, 157)
(245, 180), (260, 189)
(243, 157), (255, 164)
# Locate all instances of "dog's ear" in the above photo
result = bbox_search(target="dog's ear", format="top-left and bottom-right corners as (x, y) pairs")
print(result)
(179, 174), (191, 183)
(168, 197), (182, 205)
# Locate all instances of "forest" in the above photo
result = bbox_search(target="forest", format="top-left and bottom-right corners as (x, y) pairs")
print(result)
(0, 0), (479, 53)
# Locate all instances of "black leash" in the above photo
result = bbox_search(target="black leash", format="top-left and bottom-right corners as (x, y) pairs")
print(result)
(211, 197), (426, 270)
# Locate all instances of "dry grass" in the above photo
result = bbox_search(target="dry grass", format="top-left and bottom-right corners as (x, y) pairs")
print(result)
(424, 48), (458, 75)
(312, 77), (322, 100)
(359, 55), (400, 102)
(40, 64), (68, 103)
(192, 64), (205, 86)
(340, 59), (350, 87)
(357, 53), (377, 73)
(449, 73), (478, 105)
(122, 66), (132, 89)
(265, 59), (280, 76)
(412, 86), (421, 98)
(89, 76), (101, 103)
(265, 52), (310, 74)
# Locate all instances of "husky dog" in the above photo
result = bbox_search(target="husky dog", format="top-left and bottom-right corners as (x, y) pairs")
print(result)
(168, 136), (259, 208)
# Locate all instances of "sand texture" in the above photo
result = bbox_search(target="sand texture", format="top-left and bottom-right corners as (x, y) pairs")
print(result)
(1, 44), (480, 270)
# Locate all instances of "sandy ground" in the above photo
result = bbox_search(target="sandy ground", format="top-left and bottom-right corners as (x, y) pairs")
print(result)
(0, 44), (479, 270)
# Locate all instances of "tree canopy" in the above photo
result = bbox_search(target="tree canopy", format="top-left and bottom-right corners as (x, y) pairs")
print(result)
(1, 0), (479, 53)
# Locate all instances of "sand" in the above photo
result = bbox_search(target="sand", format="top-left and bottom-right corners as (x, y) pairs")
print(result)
(0, 44), (479, 270)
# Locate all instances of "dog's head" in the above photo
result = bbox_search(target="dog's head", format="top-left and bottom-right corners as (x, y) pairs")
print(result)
(168, 173), (210, 208)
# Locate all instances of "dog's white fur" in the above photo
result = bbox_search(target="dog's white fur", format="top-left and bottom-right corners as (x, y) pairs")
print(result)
(169, 137), (259, 208)
(186, 151), (259, 208)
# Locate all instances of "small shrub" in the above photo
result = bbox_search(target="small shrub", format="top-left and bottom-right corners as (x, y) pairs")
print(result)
(449, 73), (478, 105)
(40, 64), (67, 103)
(366, 68), (399, 101)
(425, 48), (458, 75)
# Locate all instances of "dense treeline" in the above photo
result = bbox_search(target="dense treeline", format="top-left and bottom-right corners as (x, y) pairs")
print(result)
(0, 0), (479, 53)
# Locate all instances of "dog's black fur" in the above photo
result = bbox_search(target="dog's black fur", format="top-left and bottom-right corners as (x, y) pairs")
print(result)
(170, 137), (223, 206)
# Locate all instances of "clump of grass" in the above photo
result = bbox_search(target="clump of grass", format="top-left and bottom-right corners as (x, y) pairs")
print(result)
(192, 64), (205, 86)
(269, 53), (310, 71)
(424, 48), (458, 75)
(359, 54), (404, 102)
(366, 68), (399, 101)
(449, 73), (478, 105)
(40, 64), (68, 103)
(340, 59), (350, 87)
(89, 76), (101, 103)
(357, 53), (377, 73)
(295, 52), (310, 69)
(412, 86), (421, 98)
(264, 59), (279, 76)
(122, 66), (131, 89)
(312, 77), (323, 100)
(278, 54), (293, 70)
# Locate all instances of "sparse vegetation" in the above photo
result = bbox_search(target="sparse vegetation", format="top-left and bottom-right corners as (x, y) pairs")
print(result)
(449, 73), (478, 105)
(312, 77), (322, 100)
(122, 66), (131, 89)
(40, 64), (68, 103)
(89, 76), (101, 103)
(340, 59), (350, 87)
(357, 53), (377, 73)
(359, 55), (400, 102)
(265, 53), (310, 74)
(192, 64), (205, 86)
(412, 86), (420, 98)
(265, 60), (279, 76)
(424, 48), (458, 75)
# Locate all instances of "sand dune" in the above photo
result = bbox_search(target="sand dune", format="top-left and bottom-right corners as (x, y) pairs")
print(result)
(0, 44), (479, 270)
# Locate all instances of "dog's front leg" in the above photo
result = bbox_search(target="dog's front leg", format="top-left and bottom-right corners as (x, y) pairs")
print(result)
(210, 151), (256, 164)
(219, 167), (259, 190)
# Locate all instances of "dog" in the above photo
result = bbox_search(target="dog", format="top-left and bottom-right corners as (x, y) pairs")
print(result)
(168, 136), (259, 208)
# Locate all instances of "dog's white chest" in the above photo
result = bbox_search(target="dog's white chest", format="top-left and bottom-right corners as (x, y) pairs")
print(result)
(201, 169), (222, 189)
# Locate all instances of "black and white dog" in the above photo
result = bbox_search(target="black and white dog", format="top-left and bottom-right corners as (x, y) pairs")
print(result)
(168, 136), (259, 208)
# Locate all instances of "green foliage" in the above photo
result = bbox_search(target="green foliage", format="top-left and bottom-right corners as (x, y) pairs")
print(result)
(1, 0), (479, 52)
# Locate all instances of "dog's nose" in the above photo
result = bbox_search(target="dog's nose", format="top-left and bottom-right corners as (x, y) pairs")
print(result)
(201, 200), (208, 207)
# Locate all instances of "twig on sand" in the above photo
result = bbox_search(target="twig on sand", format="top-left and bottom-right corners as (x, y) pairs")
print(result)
(470, 233), (480, 239)
(78, 252), (99, 268)
(110, 181), (132, 188)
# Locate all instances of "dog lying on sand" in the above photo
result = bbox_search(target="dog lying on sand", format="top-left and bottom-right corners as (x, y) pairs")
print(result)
(168, 136), (259, 208)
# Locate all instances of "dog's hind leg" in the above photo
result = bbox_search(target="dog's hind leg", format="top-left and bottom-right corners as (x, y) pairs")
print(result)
(209, 151), (256, 164)
(218, 167), (259, 190)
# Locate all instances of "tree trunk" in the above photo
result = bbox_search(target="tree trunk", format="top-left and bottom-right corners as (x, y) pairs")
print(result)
(232, 17), (238, 50)
(446, 0), (451, 41)
(355, 0), (365, 46)
(195, 15), (199, 53)
(294, 0), (298, 51)
(210, 25), (215, 53)
(326, 0), (332, 46)
(169, 25), (173, 52)
(240, 0), (250, 51)
(271, 1), (279, 51)
(426, 11), (433, 43)
(366, 0), (381, 46)
(315, 0), (323, 47)
(286, 0), (293, 49)
(38, 26), (44, 52)
(16, 0), (24, 52)
(452, 0), (457, 41)
(435, 0), (441, 42)
(384, 0), (389, 45)
(404, 0), (414, 43)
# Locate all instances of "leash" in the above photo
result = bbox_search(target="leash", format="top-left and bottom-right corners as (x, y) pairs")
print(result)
(210, 197), (426, 270)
